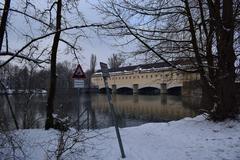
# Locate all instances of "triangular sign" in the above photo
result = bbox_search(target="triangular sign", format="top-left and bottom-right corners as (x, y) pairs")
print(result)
(72, 64), (86, 79)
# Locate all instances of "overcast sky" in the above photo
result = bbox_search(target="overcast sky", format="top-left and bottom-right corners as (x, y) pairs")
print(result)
(60, 0), (119, 70)
(55, 0), (129, 70)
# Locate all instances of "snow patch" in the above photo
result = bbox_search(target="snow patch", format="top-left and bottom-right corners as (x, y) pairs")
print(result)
(1, 115), (240, 160)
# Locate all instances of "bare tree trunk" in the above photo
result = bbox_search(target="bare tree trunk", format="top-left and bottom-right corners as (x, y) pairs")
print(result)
(201, 82), (215, 111)
(210, 0), (238, 120)
(185, 0), (239, 120)
(0, 0), (11, 52)
(184, 0), (215, 111)
(45, 0), (62, 129)
(0, 81), (19, 129)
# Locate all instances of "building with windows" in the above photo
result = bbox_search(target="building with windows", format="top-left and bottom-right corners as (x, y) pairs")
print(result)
(91, 61), (200, 95)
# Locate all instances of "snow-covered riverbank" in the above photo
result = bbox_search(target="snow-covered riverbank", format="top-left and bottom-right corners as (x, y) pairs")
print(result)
(1, 115), (240, 160)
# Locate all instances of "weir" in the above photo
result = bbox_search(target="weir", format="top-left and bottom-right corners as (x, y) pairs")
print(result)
(92, 62), (200, 95)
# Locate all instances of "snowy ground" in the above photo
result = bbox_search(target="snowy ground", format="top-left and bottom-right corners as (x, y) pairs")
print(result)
(1, 115), (240, 160)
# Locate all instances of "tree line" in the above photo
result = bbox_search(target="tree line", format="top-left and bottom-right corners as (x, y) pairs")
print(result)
(0, 61), (74, 92)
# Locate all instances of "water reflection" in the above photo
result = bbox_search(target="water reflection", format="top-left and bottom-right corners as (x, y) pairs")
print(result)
(0, 94), (46, 129)
(0, 93), (200, 130)
(92, 94), (197, 127)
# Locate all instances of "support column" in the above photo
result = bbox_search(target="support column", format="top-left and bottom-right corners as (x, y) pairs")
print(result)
(160, 83), (167, 94)
(112, 84), (117, 94)
(133, 94), (139, 103)
(161, 94), (167, 104)
(133, 84), (139, 95)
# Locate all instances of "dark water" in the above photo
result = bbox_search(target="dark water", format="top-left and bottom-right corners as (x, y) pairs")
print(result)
(0, 93), (201, 130)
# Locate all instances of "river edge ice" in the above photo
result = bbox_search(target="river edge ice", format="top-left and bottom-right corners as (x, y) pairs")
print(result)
(1, 115), (240, 160)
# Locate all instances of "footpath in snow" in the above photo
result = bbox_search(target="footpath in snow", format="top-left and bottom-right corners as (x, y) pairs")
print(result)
(1, 115), (240, 160)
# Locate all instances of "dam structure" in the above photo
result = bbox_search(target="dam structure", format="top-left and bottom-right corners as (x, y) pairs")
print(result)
(91, 62), (200, 95)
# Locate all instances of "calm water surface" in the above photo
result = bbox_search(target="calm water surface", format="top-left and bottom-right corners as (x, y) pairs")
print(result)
(0, 93), (201, 129)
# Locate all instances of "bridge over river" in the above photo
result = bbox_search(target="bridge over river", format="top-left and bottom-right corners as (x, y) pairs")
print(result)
(91, 62), (200, 95)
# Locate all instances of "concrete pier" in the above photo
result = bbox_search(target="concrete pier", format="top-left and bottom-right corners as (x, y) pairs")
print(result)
(160, 83), (167, 94)
(133, 84), (139, 95)
(112, 84), (117, 94)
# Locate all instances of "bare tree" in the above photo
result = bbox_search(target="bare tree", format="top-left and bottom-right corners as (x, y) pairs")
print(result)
(108, 53), (125, 69)
(96, 0), (240, 120)
(85, 54), (97, 88)
(45, 0), (63, 129)
(90, 54), (97, 74)
(0, 0), (10, 52)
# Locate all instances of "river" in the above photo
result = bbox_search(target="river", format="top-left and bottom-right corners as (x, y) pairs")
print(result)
(0, 93), (201, 130)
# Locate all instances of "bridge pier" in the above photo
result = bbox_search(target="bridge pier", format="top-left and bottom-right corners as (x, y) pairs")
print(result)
(112, 84), (117, 94)
(160, 83), (167, 94)
(133, 84), (139, 95)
